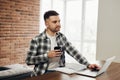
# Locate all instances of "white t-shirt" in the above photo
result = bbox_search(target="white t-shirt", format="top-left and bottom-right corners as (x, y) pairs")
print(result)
(46, 33), (60, 70)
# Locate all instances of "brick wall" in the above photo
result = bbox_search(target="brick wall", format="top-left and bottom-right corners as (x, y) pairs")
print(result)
(0, 0), (40, 66)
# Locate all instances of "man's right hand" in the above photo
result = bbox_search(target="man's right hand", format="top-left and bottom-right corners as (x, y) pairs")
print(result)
(48, 50), (61, 58)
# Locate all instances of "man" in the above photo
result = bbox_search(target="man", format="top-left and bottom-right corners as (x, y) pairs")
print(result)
(26, 10), (100, 76)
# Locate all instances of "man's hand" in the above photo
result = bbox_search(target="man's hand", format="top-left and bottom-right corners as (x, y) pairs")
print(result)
(88, 64), (101, 70)
(48, 50), (61, 58)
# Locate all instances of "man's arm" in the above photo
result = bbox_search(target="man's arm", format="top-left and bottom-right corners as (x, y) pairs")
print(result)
(62, 35), (90, 66)
(62, 36), (100, 70)
(26, 38), (48, 65)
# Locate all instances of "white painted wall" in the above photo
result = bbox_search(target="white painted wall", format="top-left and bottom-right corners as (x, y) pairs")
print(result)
(96, 0), (120, 62)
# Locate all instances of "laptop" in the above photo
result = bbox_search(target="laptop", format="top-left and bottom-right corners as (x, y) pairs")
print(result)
(76, 56), (116, 77)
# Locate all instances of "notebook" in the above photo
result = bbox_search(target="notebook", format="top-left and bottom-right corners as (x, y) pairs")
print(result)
(53, 56), (116, 78)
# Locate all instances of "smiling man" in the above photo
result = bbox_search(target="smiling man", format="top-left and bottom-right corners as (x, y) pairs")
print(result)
(26, 10), (100, 76)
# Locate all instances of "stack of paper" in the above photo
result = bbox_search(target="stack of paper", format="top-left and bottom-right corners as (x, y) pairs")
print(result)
(51, 63), (87, 74)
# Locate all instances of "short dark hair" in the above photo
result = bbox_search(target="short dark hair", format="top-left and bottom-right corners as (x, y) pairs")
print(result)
(44, 10), (59, 21)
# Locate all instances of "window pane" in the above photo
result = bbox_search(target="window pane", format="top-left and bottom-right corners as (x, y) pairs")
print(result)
(83, 42), (96, 61)
(82, 0), (98, 61)
(84, 0), (98, 41)
(65, 0), (82, 40)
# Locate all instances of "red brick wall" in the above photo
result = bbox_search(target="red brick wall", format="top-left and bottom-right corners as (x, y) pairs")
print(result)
(0, 0), (40, 66)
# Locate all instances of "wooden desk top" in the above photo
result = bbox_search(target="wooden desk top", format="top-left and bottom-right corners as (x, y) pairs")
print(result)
(23, 62), (120, 80)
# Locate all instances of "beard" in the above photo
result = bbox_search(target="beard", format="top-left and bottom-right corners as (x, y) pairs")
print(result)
(49, 26), (61, 33)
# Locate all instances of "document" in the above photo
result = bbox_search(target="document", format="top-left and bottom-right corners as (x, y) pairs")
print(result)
(51, 63), (87, 74)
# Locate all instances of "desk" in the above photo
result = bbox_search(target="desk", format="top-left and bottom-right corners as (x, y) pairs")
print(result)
(24, 62), (120, 80)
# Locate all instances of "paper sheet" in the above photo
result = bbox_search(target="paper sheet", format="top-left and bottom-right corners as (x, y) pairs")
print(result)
(51, 63), (87, 74)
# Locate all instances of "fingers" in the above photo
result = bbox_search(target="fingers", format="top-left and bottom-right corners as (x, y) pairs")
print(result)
(88, 64), (101, 70)
(55, 51), (61, 57)
(94, 64), (101, 69)
(48, 50), (62, 58)
(54, 50), (61, 52)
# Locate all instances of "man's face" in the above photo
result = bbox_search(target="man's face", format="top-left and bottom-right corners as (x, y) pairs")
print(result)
(45, 16), (61, 33)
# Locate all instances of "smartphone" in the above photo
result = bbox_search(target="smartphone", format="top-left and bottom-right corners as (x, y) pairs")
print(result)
(54, 46), (62, 51)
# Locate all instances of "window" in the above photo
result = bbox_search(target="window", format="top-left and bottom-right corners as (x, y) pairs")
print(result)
(40, 0), (98, 62)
